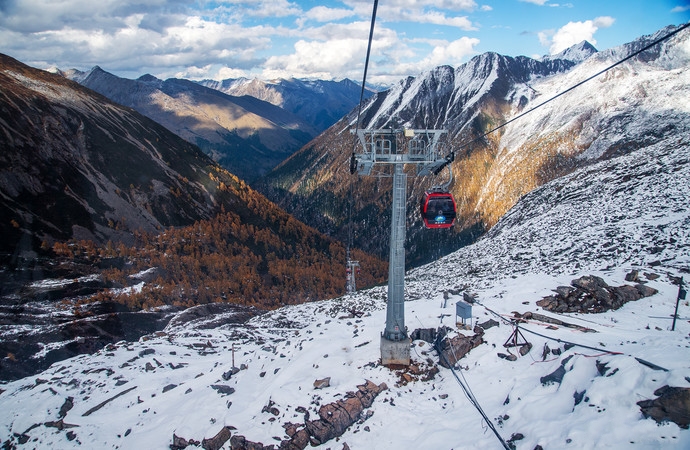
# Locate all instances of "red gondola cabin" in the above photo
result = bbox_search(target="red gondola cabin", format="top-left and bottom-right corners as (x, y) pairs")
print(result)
(420, 191), (457, 229)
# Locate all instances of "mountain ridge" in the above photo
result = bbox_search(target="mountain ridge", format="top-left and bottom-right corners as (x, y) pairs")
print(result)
(197, 76), (374, 133)
(0, 97), (687, 447)
(0, 53), (233, 256)
(259, 24), (690, 267)
(64, 66), (316, 182)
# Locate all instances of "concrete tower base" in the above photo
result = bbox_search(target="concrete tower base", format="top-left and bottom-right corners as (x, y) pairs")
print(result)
(380, 335), (410, 367)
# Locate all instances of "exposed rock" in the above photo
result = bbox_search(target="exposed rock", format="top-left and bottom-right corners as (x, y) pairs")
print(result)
(211, 385), (235, 396)
(436, 330), (484, 368)
(540, 365), (566, 385)
(536, 275), (658, 314)
(58, 397), (74, 419)
(541, 355), (576, 385)
(635, 283), (659, 297)
(554, 285), (576, 297)
(202, 425), (234, 450)
(477, 319), (499, 330)
(574, 390), (587, 406)
(313, 377), (330, 389)
(410, 328), (437, 343)
(262, 400), (280, 416)
(171, 433), (201, 449)
(302, 380), (387, 446)
(625, 270), (640, 282)
(571, 275), (608, 291)
(228, 434), (270, 450)
(637, 386), (690, 429)
(518, 342), (532, 356)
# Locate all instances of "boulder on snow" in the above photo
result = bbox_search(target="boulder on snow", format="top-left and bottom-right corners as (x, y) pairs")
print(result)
(313, 377), (331, 389)
(477, 318), (500, 330)
(304, 380), (387, 446)
(638, 386), (690, 429)
(536, 275), (658, 314)
(201, 425), (233, 450)
(436, 330), (484, 368)
(228, 434), (269, 450)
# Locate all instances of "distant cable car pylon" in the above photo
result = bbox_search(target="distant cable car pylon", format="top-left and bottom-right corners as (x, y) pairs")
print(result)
(345, 251), (360, 294)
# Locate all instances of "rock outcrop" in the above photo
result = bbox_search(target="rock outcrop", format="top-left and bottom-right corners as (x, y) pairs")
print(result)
(171, 380), (387, 450)
(638, 386), (690, 429)
(303, 380), (387, 446)
(434, 327), (485, 369)
(536, 275), (658, 313)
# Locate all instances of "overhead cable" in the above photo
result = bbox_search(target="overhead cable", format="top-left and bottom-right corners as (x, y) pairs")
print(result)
(434, 338), (512, 450)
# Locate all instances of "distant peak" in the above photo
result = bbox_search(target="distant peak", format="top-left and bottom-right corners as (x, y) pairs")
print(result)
(137, 74), (160, 83)
(544, 40), (598, 63)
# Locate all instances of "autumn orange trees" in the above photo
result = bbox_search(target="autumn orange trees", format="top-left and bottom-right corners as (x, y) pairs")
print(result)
(56, 186), (387, 311)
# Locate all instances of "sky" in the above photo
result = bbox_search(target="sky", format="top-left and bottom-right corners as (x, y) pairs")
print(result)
(0, 0), (688, 85)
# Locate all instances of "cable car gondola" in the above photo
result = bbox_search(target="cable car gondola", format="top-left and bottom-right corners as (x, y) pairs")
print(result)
(420, 190), (456, 229)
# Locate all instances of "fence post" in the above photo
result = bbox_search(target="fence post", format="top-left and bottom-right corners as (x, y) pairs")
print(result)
(671, 276), (686, 331)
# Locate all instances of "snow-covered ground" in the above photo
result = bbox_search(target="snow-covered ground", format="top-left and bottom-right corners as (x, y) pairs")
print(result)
(1, 268), (687, 449)
(1, 137), (689, 448)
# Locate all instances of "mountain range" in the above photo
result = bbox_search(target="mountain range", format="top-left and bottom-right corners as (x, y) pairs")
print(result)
(0, 52), (388, 380)
(59, 68), (372, 182)
(197, 77), (373, 134)
(0, 54), (238, 257)
(259, 25), (690, 268)
(0, 19), (688, 401)
(0, 75), (687, 447)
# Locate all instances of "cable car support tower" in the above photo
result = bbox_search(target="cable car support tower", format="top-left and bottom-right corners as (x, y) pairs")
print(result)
(351, 128), (452, 366)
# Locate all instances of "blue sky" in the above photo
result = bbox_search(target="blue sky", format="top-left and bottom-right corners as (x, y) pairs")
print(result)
(0, 0), (688, 85)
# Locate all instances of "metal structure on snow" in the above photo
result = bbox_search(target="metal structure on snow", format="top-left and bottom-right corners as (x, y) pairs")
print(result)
(351, 128), (452, 366)
(346, 258), (360, 294)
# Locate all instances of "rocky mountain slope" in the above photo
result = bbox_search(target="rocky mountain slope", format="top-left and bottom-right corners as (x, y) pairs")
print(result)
(62, 67), (316, 182)
(0, 53), (388, 380)
(0, 102), (688, 449)
(198, 77), (373, 134)
(259, 24), (690, 268)
(0, 54), (237, 259)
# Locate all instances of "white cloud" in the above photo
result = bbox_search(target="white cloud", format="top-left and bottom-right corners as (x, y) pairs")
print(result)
(245, 0), (302, 18)
(379, 6), (477, 30)
(346, 0), (477, 11)
(343, 0), (477, 30)
(304, 6), (356, 22)
(546, 16), (615, 54)
(261, 22), (402, 81)
(427, 36), (480, 66)
(519, 0), (549, 5)
(214, 66), (250, 79)
(481, 5), (493, 11)
(671, 5), (690, 13)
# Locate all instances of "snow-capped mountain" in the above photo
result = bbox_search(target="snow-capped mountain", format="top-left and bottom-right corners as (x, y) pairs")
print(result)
(1, 102), (688, 449)
(64, 67), (317, 182)
(198, 77), (374, 134)
(542, 40), (598, 63)
(260, 24), (690, 268)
